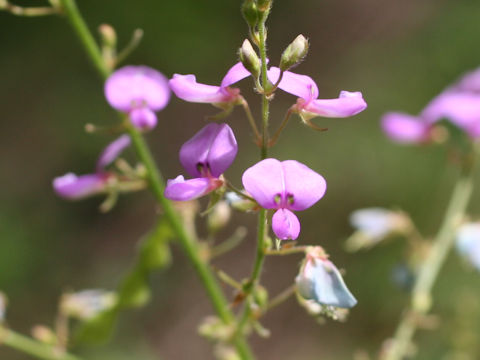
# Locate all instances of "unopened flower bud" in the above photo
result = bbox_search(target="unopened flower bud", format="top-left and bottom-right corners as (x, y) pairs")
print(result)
(207, 201), (231, 234)
(214, 344), (241, 360)
(279, 34), (309, 71)
(239, 39), (260, 79)
(31, 325), (57, 345)
(225, 192), (257, 212)
(456, 222), (480, 270)
(241, 0), (259, 28)
(198, 316), (233, 342)
(99, 24), (117, 48)
(256, 0), (272, 12)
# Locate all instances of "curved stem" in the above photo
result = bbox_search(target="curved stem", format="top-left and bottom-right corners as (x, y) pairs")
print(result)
(380, 159), (475, 360)
(57, 1), (254, 358)
(0, 327), (81, 360)
(268, 107), (294, 147)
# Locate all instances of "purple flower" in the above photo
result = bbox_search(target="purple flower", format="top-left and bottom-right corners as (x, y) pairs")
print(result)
(382, 67), (480, 143)
(242, 158), (326, 240)
(268, 67), (367, 119)
(296, 247), (357, 309)
(53, 135), (131, 200)
(164, 123), (237, 201)
(169, 62), (250, 105)
(105, 66), (170, 130)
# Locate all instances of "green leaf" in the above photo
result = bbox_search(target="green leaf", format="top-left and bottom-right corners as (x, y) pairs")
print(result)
(74, 218), (173, 344)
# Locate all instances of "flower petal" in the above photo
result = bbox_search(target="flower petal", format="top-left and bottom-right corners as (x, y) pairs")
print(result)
(104, 66), (170, 112)
(298, 259), (357, 308)
(179, 123), (238, 178)
(272, 209), (301, 240)
(96, 135), (131, 171)
(169, 74), (231, 103)
(242, 158), (285, 209)
(303, 91), (367, 118)
(220, 62), (251, 88)
(282, 160), (326, 211)
(422, 93), (480, 136)
(381, 112), (430, 144)
(268, 67), (319, 101)
(129, 108), (158, 130)
(53, 173), (107, 200)
(164, 176), (212, 201)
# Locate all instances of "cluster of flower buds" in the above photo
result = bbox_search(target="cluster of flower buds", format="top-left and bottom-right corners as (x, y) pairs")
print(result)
(382, 67), (480, 144)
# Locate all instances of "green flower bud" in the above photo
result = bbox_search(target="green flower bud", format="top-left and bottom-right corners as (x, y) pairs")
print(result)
(238, 39), (260, 79)
(31, 325), (57, 345)
(241, 0), (259, 28)
(256, 0), (272, 12)
(279, 34), (309, 71)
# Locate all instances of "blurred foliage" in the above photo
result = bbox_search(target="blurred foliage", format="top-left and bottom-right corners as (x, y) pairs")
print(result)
(1, 0), (480, 359)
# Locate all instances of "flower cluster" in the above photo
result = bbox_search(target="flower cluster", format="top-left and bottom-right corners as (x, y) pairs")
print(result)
(53, 135), (131, 200)
(382, 67), (480, 143)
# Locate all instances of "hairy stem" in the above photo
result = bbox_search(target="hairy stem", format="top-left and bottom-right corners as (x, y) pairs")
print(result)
(0, 327), (81, 360)
(381, 158), (475, 360)
(57, 0), (253, 358)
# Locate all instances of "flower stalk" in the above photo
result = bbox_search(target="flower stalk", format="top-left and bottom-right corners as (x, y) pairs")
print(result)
(380, 155), (475, 360)
(56, 0), (254, 358)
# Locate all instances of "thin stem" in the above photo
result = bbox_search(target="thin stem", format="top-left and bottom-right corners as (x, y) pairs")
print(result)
(265, 246), (308, 256)
(1, 3), (58, 16)
(115, 29), (144, 66)
(258, 18), (269, 159)
(226, 181), (256, 203)
(236, 11), (271, 342)
(57, 1), (254, 358)
(60, 0), (109, 79)
(380, 159), (475, 360)
(265, 285), (296, 312)
(268, 107), (294, 147)
(240, 98), (261, 143)
(0, 327), (81, 360)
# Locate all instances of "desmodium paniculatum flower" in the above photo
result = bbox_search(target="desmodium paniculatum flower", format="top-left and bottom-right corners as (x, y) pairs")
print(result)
(296, 247), (357, 309)
(242, 158), (326, 240)
(267, 67), (367, 123)
(382, 67), (480, 144)
(164, 123), (237, 201)
(105, 66), (170, 130)
(53, 135), (131, 200)
(169, 62), (250, 105)
(456, 222), (480, 270)
(345, 207), (411, 252)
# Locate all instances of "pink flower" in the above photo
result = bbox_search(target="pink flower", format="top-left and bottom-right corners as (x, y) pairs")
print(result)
(382, 67), (480, 143)
(242, 159), (326, 240)
(53, 135), (131, 200)
(164, 123), (237, 201)
(105, 66), (170, 130)
(268, 67), (367, 120)
(169, 62), (250, 105)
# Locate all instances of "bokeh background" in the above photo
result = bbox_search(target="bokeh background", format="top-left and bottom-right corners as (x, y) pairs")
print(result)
(2, 0), (480, 359)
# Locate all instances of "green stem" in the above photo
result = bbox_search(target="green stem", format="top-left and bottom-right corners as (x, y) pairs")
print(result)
(0, 327), (81, 360)
(236, 14), (270, 342)
(58, 1), (253, 358)
(381, 161), (475, 360)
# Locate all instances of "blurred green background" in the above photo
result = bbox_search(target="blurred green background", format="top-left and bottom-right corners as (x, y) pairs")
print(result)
(2, 0), (480, 359)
